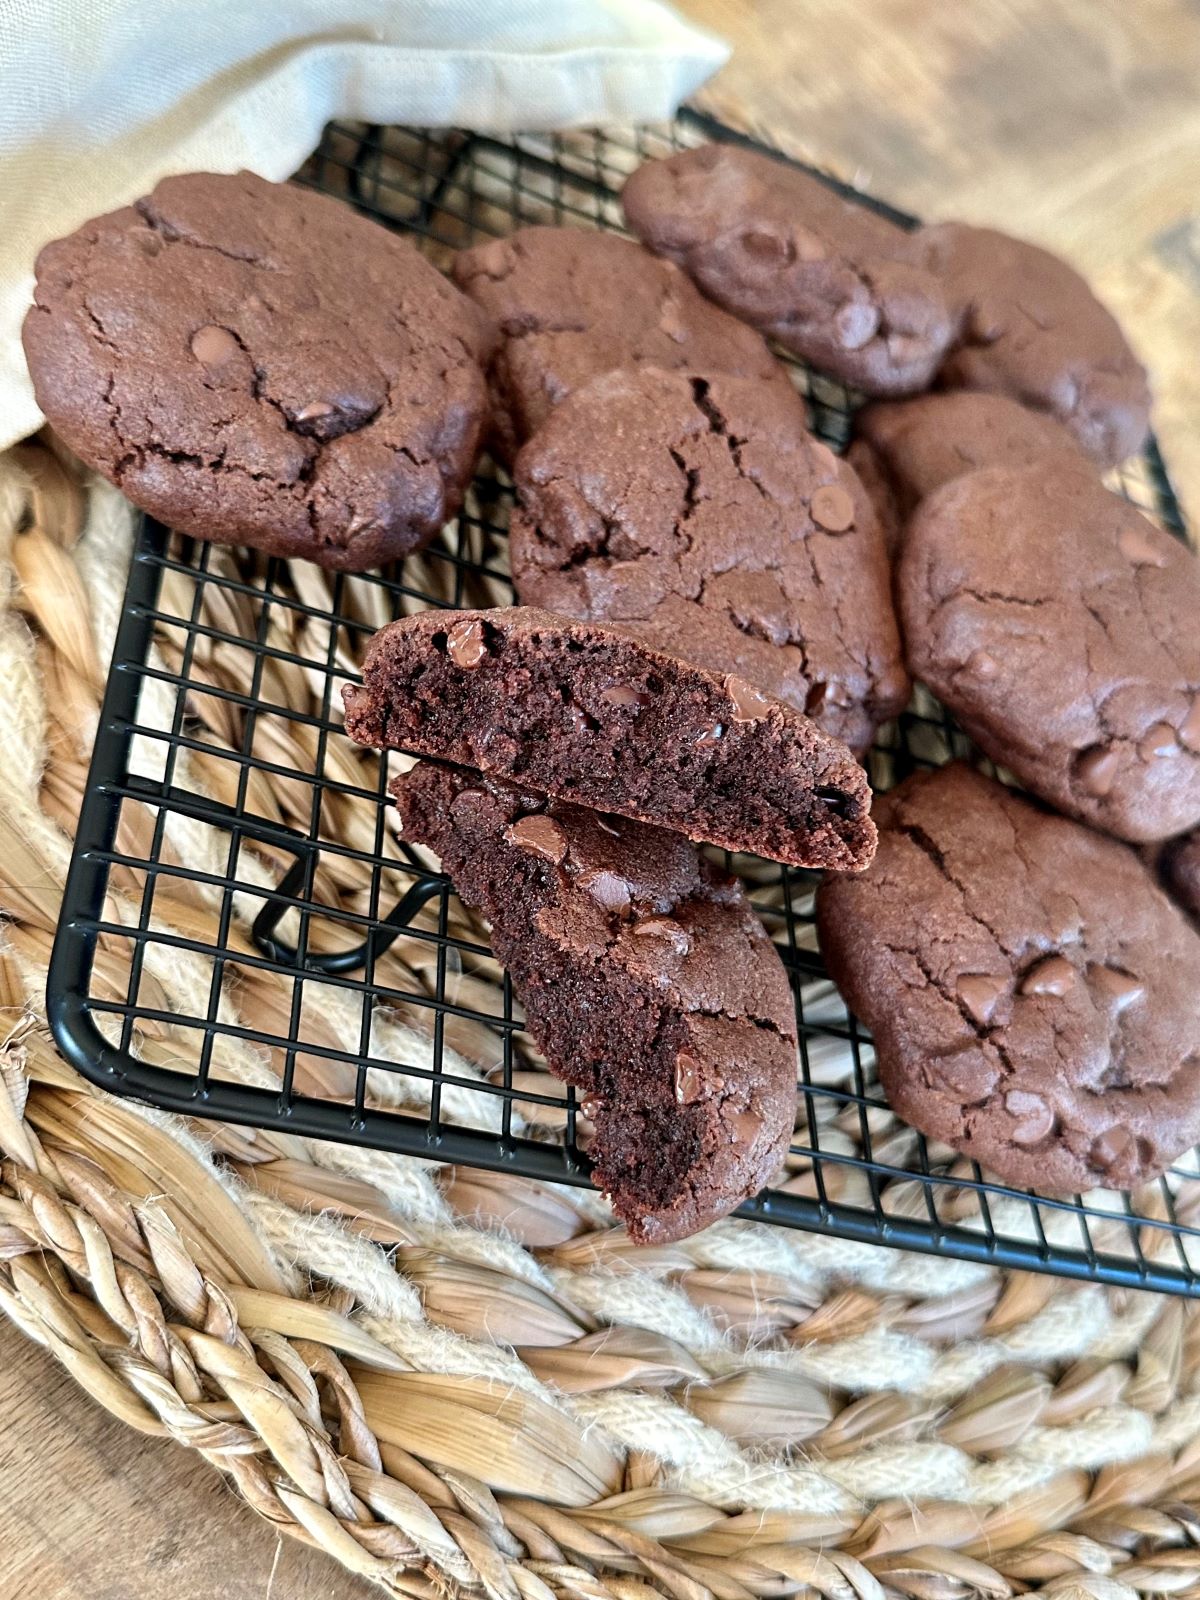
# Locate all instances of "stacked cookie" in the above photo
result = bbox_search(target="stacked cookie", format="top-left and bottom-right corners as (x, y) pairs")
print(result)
(22, 146), (1200, 1233)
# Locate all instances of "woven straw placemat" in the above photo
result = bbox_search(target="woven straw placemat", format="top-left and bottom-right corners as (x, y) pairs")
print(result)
(2, 438), (1200, 1597)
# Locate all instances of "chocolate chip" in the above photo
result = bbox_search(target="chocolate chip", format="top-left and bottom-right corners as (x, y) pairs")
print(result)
(567, 703), (596, 734)
(190, 324), (240, 365)
(578, 868), (632, 916)
(696, 723), (725, 748)
(724, 674), (771, 722)
(804, 681), (828, 716)
(1118, 522), (1168, 568)
(1089, 1124), (1137, 1171)
(595, 816), (623, 838)
(741, 228), (793, 264)
(1020, 954), (1075, 997)
(1074, 743), (1120, 797)
(674, 1053), (703, 1104)
(1090, 965), (1144, 1011)
(726, 1107), (763, 1144)
(580, 1094), (603, 1121)
(1138, 723), (1180, 761)
(1005, 1089), (1054, 1144)
(815, 785), (853, 818)
(505, 814), (568, 865)
(634, 917), (691, 955)
(446, 618), (487, 668)
(931, 1049), (999, 1101)
(810, 484), (856, 533)
(956, 973), (1006, 1025)
(965, 649), (999, 679)
(601, 684), (647, 710)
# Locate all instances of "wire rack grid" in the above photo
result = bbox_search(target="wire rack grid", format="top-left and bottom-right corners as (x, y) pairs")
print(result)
(47, 110), (1200, 1295)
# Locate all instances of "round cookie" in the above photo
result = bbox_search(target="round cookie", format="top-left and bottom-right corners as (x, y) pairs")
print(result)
(621, 142), (957, 395)
(510, 366), (910, 754)
(900, 460), (1200, 843)
(853, 391), (1086, 523)
(395, 760), (798, 1245)
(451, 226), (790, 456)
(924, 223), (1151, 467)
(23, 171), (494, 570)
(816, 763), (1200, 1194)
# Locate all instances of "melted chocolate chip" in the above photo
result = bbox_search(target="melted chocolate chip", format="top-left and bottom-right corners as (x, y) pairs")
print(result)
(724, 675), (772, 722)
(505, 814), (568, 865)
(1090, 965), (1144, 1011)
(601, 684), (647, 710)
(1138, 723), (1180, 761)
(1005, 1089), (1054, 1144)
(1118, 522), (1168, 568)
(446, 618), (487, 668)
(674, 1054), (703, 1104)
(578, 868), (632, 916)
(696, 723), (725, 748)
(966, 649), (999, 679)
(634, 917), (692, 955)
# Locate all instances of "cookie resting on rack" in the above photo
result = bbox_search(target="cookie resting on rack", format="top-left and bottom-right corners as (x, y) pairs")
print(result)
(23, 170), (494, 570)
(816, 763), (1200, 1194)
(621, 142), (957, 395)
(900, 460), (1200, 843)
(342, 606), (876, 870)
(394, 761), (798, 1244)
(451, 226), (791, 457)
(510, 366), (909, 755)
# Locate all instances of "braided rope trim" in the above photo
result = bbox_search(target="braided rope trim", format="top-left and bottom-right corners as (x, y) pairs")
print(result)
(1, 447), (1199, 1597)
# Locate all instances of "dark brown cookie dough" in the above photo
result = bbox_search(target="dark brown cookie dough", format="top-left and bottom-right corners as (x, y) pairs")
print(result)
(451, 226), (789, 455)
(395, 761), (797, 1244)
(343, 606), (876, 870)
(900, 461), (1200, 843)
(621, 143), (956, 396)
(23, 171), (494, 570)
(817, 763), (1200, 1194)
(510, 366), (909, 754)
(1158, 830), (1200, 924)
(853, 391), (1086, 526)
(924, 223), (1151, 468)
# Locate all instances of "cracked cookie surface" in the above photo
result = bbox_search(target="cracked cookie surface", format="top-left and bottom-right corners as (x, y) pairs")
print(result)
(451, 225), (793, 456)
(900, 461), (1200, 843)
(511, 366), (909, 754)
(23, 170), (494, 569)
(924, 224), (1151, 467)
(395, 760), (798, 1244)
(621, 143), (956, 396)
(817, 763), (1200, 1193)
(342, 605), (876, 870)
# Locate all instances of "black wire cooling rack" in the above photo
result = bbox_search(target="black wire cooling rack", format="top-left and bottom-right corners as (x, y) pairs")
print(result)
(48, 111), (1200, 1295)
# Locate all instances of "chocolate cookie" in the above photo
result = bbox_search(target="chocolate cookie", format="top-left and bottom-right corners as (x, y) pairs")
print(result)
(1158, 830), (1200, 924)
(900, 461), (1200, 842)
(510, 366), (909, 754)
(23, 171), (494, 570)
(924, 223), (1151, 467)
(853, 392), (1085, 526)
(343, 606), (876, 870)
(395, 761), (798, 1243)
(817, 763), (1200, 1193)
(451, 226), (789, 455)
(621, 143), (956, 395)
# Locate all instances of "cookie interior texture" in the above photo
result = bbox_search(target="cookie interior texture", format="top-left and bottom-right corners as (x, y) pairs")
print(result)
(343, 606), (876, 871)
(394, 761), (798, 1244)
(900, 460), (1200, 844)
(23, 170), (494, 570)
(510, 366), (910, 754)
(816, 763), (1200, 1194)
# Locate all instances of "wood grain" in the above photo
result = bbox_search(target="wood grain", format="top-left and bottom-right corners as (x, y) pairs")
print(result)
(0, 1321), (374, 1599)
(681, 0), (1200, 525)
(3, 6), (1198, 1594)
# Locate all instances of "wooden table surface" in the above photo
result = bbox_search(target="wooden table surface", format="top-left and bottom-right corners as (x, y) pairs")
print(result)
(5, 5), (1199, 1595)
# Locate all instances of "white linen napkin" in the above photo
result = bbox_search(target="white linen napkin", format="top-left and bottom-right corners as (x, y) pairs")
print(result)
(0, 0), (728, 451)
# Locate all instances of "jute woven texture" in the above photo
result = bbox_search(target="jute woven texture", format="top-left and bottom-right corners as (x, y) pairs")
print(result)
(2, 438), (1200, 1597)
